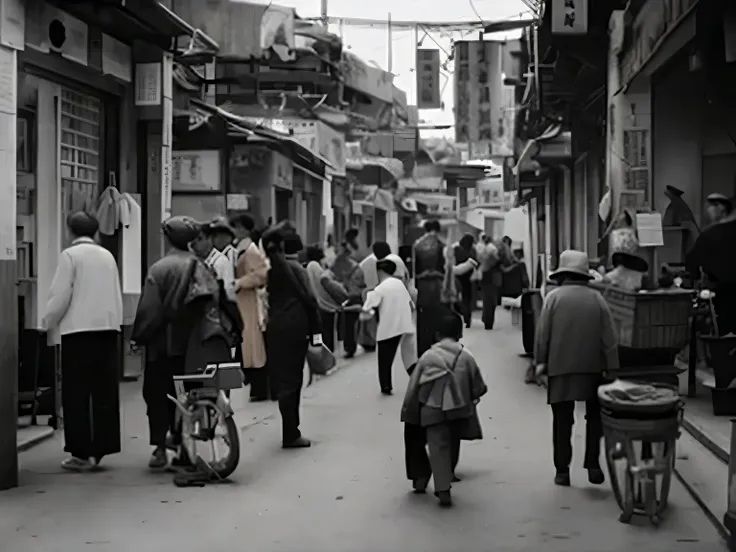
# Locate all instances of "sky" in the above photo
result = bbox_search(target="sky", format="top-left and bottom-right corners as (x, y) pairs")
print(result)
(247, 0), (531, 138)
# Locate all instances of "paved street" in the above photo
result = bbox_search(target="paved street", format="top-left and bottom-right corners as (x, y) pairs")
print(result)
(0, 310), (726, 552)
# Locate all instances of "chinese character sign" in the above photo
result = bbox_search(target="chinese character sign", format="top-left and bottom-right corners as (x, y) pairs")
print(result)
(551, 0), (588, 34)
(416, 49), (441, 109)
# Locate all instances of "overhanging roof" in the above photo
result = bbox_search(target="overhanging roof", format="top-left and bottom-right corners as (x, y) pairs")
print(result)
(52, 0), (218, 53)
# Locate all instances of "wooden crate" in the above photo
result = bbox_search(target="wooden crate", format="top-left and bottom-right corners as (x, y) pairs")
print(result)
(590, 283), (693, 349)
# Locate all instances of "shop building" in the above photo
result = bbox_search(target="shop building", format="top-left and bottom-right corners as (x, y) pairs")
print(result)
(0, 0), (215, 489)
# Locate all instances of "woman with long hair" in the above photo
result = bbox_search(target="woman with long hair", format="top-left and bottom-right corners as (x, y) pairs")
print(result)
(261, 222), (321, 448)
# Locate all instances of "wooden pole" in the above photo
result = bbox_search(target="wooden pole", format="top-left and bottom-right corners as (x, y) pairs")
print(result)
(387, 13), (393, 73)
(0, 45), (19, 491)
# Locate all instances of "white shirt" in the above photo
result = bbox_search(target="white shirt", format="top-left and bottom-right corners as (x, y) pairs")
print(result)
(361, 253), (409, 291)
(45, 237), (123, 340)
(221, 243), (238, 271)
(205, 248), (236, 301)
(363, 276), (415, 341)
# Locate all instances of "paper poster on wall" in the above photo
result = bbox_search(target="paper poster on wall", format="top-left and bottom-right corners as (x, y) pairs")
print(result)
(636, 212), (664, 247)
(135, 63), (161, 106)
(0, 48), (16, 260)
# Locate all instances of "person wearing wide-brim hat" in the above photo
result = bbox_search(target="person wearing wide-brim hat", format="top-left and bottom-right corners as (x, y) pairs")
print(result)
(534, 249), (619, 487)
(705, 193), (733, 224)
(605, 227), (649, 291)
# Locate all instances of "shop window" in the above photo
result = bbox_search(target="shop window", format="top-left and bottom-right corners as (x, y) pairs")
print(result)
(623, 129), (649, 207)
(60, 87), (101, 245)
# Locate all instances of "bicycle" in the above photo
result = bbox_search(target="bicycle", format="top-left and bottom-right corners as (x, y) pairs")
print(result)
(167, 361), (242, 480)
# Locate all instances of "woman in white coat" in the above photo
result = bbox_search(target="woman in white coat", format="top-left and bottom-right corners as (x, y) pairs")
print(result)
(362, 258), (417, 395)
(44, 212), (123, 471)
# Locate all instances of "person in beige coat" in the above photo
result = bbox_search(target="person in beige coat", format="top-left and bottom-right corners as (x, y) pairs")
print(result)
(231, 214), (270, 401)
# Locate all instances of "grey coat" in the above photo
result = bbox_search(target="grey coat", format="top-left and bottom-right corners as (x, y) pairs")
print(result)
(534, 281), (619, 403)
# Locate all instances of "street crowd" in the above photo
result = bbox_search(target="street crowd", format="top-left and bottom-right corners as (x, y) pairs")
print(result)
(44, 208), (607, 508)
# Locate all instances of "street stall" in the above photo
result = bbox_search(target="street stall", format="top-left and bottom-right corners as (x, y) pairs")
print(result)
(589, 226), (693, 526)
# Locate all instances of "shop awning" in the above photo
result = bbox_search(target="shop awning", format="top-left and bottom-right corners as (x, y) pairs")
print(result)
(345, 142), (405, 181)
(352, 185), (395, 213)
(189, 99), (326, 172)
(53, 0), (219, 53)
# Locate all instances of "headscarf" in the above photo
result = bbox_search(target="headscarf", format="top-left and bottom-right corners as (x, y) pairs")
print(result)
(162, 216), (201, 251)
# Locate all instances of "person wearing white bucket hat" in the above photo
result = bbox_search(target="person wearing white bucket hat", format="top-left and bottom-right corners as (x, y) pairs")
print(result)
(534, 250), (619, 487)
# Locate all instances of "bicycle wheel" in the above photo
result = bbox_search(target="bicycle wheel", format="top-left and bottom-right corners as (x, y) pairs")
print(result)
(185, 403), (240, 480)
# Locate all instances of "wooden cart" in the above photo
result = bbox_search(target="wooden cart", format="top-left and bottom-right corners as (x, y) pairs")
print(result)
(590, 284), (693, 526)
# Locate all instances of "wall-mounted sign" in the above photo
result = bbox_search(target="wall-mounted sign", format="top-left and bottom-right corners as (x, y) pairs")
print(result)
(416, 49), (441, 109)
(620, 0), (698, 85)
(25, 3), (88, 66)
(0, 0), (25, 50)
(172, 150), (221, 192)
(135, 63), (161, 106)
(272, 150), (293, 191)
(102, 34), (132, 83)
(551, 0), (588, 35)
(226, 193), (250, 211)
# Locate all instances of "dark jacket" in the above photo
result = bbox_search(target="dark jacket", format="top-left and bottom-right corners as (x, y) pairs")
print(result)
(132, 250), (223, 362)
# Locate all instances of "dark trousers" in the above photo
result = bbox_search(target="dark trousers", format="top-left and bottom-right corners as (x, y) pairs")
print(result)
(279, 389), (302, 444)
(551, 400), (603, 474)
(320, 309), (336, 353)
(61, 331), (121, 460)
(458, 278), (473, 328)
(404, 422), (460, 492)
(143, 356), (183, 448)
(481, 280), (498, 329)
(339, 311), (359, 355)
(247, 368), (273, 401)
(377, 335), (402, 392)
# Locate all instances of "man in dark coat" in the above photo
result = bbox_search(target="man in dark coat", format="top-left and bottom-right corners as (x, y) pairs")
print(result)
(534, 250), (619, 487)
(132, 216), (220, 469)
(454, 233), (477, 328)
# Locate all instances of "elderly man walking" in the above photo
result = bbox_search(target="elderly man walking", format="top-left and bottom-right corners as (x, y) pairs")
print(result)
(534, 250), (619, 487)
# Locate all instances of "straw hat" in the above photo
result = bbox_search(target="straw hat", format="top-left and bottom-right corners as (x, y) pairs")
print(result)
(706, 192), (733, 211)
(549, 250), (593, 280)
(610, 227), (649, 273)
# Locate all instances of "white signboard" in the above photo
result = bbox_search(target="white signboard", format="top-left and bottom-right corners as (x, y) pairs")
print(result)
(160, 54), (173, 222)
(172, 150), (221, 191)
(0, 0), (25, 50)
(102, 34), (132, 82)
(135, 63), (161, 106)
(551, 0), (588, 35)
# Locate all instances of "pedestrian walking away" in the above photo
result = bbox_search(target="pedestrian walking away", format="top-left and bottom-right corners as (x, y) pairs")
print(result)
(362, 258), (417, 395)
(261, 222), (320, 448)
(453, 233), (478, 328)
(401, 314), (487, 507)
(231, 213), (270, 401)
(332, 231), (366, 358)
(131, 216), (221, 470)
(413, 220), (455, 357)
(534, 249), (620, 487)
(44, 211), (123, 472)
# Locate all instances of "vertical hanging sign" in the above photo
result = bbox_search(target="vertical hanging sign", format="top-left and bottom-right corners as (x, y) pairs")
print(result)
(551, 0), (588, 35)
(416, 49), (441, 109)
(160, 52), (173, 222)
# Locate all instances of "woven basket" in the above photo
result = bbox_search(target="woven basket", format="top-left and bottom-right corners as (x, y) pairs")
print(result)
(590, 283), (693, 350)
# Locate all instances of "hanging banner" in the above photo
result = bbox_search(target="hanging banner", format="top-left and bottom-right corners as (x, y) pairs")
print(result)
(551, 0), (588, 35)
(416, 49), (441, 109)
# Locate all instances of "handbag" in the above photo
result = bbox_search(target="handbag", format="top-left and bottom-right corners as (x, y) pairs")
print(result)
(306, 343), (336, 376)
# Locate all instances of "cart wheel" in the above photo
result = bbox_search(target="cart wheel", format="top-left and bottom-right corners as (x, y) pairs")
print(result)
(657, 441), (676, 514)
(605, 441), (625, 510)
(619, 465), (636, 524)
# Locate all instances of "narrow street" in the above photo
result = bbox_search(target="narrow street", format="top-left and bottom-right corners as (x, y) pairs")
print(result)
(0, 311), (726, 552)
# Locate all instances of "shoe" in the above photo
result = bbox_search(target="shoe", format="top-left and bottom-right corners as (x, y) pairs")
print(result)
(61, 456), (93, 472)
(250, 396), (268, 403)
(435, 490), (452, 507)
(412, 477), (429, 494)
(381, 389), (393, 396)
(283, 437), (311, 449)
(588, 468), (605, 485)
(344, 352), (355, 359)
(148, 447), (168, 469)
(452, 474), (462, 483)
(554, 472), (571, 487)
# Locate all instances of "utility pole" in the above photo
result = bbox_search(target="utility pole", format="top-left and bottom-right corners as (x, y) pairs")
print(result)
(387, 13), (392, 73)
(321, 0), (328, 28)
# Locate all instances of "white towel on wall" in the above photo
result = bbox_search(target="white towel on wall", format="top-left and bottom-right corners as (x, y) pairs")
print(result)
(121, 193), (142, 296)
